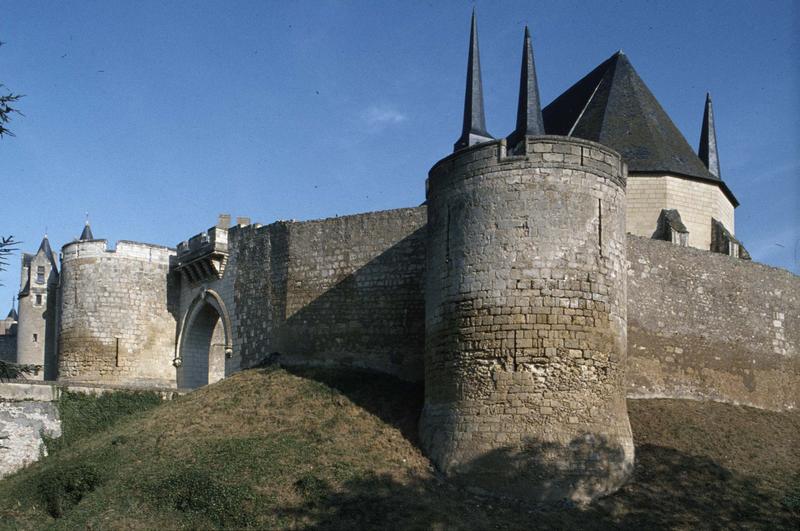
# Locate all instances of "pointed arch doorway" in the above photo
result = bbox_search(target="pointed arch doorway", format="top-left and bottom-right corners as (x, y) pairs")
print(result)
(176, 289), (233, 389)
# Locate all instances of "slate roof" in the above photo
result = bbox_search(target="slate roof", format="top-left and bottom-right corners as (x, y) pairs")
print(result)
(454, 10), (493, 151)
(507, 26), (545, 148)
(542, 51), (737, 206)
(80, 222), (94, 241)
(7, 307), (17, 320)
(18, 253), (33, 297)
(699, 93), (721, 178)
(36, 235), (59, 273)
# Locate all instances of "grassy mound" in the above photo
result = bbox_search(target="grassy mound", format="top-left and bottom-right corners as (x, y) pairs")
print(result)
(0, 367), (797, 529)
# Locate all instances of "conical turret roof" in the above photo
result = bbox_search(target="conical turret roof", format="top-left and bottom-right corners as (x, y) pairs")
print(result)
(80, 221), (94, 241)
(7, 307), (17, 320)
(543, 51), (737, 205)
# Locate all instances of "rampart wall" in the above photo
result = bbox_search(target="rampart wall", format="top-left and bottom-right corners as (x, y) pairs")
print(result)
(626, 235), (799, 411)
(0, 336), (15, 362)
(232, 207), (427, 379)
(43, 209), (797, 413)
(227, 207), (797, 414)
(58, 240), (178, 386)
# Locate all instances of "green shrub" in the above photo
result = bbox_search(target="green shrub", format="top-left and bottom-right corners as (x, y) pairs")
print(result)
(37, 463), (101, 518)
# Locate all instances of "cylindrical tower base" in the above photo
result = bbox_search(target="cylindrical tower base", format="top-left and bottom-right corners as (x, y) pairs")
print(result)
(421, 135), (633, 504)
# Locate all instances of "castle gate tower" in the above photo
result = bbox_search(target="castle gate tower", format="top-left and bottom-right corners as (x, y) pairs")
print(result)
(420, 20), (634, 503)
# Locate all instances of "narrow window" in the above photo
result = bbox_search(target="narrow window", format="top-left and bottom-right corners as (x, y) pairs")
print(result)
(597, 198), (603, 257)
(35, 294), (43, 306)
(33, 333), (38, 343)
(36, 266), (45, 284)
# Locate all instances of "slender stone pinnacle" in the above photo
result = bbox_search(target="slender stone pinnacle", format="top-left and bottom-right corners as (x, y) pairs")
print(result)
(507, 26), (544, 148)
(454, 10), (493, 152)
(699, 92), (721, 179)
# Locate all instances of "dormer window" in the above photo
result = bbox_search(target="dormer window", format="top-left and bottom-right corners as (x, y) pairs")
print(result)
(36, 266), (45, 284)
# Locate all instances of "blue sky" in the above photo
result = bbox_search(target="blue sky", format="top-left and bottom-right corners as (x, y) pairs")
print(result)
(1, 0), (798, 309)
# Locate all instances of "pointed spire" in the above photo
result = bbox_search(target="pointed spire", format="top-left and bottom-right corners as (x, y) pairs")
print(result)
(80, 214), (94, 241)
(36, 233), (59, 272)
(698, 92), (721, 179)
(7, 297), (17, 321)
(37, 233), (53, 257)
(507, 26), (544, 148)
(454, 9), (493, 152)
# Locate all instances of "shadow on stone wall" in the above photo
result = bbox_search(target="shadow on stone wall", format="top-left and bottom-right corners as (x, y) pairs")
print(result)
(274, 227), (426, 381)
(283, 366), (424, 445)
(442, 432), (631, 504)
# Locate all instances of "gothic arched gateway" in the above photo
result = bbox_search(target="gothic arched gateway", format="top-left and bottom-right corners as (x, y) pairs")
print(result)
(175, 289), (233, 389)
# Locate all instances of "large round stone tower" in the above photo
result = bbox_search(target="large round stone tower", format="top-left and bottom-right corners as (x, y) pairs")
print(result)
(420, 135), (633, 503)
(420, 18), (634, 503)
(58, 239), (178, 386)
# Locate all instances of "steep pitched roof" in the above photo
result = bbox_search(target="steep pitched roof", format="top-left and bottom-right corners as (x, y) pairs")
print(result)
(19, 253), (33, 297)
(542, 52), (736, 198)
(36, 235), (59, 273)
(7, 307), (17, 320)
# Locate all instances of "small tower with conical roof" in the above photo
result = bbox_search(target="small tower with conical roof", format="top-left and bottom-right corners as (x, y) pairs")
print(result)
(16, 233), (60, 378)
(699, 92), (721, 179)
(453, 10), (493, 151)
(506, 26), (544, 150)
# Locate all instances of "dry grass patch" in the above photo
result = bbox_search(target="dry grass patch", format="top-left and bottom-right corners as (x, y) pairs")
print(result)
(0, 367), (797, 529)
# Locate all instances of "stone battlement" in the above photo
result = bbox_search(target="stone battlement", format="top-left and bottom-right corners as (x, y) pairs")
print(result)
(61, 239), (175, 264)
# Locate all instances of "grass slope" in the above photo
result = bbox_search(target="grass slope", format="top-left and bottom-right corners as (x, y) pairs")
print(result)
(0, 367), (797, 530)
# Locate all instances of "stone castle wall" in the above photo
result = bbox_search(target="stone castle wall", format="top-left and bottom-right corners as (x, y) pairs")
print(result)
(58, 240), (178, 386)
(0, 336), (15, 362)
(420, 136), (633, 503)
(35, 202), (796, 413)
(626, 235), (799, 411)
(232, 207), (427, 379)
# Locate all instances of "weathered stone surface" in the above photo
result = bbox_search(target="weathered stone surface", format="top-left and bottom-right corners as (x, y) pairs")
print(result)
(232, 207), (427, 380)
(58, 241), (178, 387)
(420, 135), (634, 503)
(0, 400), (60, 479)
(626, 235), (799, 411)
(0, 336), (15, 363)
